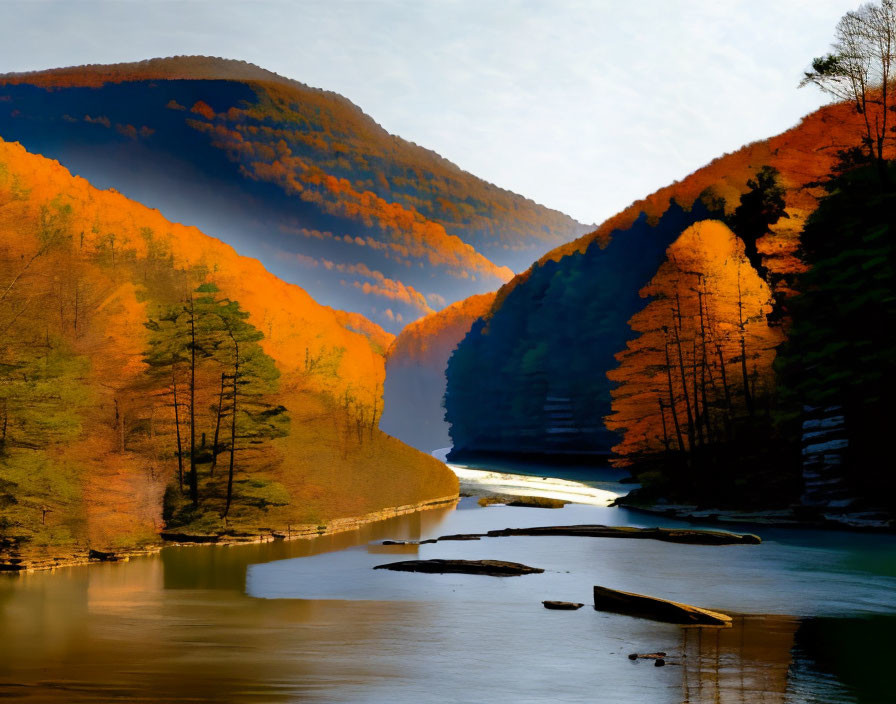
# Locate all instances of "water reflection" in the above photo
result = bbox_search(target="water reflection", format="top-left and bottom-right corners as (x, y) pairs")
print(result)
(0, 500), (892, 703)
(162, 503), (455, 590)
(678, 616), (797, 703)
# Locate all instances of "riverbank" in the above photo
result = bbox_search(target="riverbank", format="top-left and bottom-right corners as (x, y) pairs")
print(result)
(619, 500), (896, 532)
(0, 494), (459, 575)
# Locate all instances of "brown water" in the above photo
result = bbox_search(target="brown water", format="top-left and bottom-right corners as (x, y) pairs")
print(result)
(1, 497), (894, 703)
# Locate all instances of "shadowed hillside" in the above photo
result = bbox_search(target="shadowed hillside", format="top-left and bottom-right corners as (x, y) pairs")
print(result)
(444, 95), (895, 467)
(0, 137), (457, 562)
(0, 57), (588, 333)
(381, 292), (496, 452)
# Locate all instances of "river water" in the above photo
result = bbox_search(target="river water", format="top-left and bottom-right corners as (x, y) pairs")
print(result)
(1, 465), (894, 703)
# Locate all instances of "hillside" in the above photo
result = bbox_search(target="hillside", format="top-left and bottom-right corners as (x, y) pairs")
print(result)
(495, 98), (890, 311)
(0, 137), (457, 562)
(0, 57), (588, 333)
(381, 292), (496, 452)
(444, 97), (895, 463)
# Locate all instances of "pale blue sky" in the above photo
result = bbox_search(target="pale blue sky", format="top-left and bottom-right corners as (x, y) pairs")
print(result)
(0, 0), (858, 224)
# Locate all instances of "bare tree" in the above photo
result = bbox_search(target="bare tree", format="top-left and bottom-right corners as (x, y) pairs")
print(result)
(801, 1), (896, 185)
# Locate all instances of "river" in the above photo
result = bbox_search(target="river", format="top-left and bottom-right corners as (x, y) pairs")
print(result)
(0, 462), (894, 703)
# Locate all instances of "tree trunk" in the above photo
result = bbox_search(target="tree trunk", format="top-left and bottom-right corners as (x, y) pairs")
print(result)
(673, 294), (696, 451)
(736, 273), (755, 418)
(664, 333), (686, 453)
(210, 372), (226, 477)
(172, 371), (184, 492)
(223, 337), (240, 518)
(188, 297), (198, 508)
(714, 342), (734, 441)
(658, 398), (670, 454)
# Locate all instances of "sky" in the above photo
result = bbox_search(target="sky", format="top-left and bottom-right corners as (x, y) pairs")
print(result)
(0, 0), (861, 225)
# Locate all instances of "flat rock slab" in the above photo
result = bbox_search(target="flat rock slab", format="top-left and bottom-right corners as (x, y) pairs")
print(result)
(593, 585), (732, 626)
(543, 601), (584, 610)
(380, 539), (437, 545)
(373, 559), (544, 577)
(485, 525), (760, 545)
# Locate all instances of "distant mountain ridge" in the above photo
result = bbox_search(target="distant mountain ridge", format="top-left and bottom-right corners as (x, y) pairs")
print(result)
(0, 56), (588, 333)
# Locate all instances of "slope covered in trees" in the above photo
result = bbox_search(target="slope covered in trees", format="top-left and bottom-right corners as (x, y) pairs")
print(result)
(0, 137), (457, 560)
(0, 57), (588, 332)
(444, 51), (895, 514)
(776, 162), (896, 514)
(381, 292), (496, 452)
(445, 201), (718, 460)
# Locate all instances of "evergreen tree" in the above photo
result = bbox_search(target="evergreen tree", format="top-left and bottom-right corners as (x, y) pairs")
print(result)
(776, 162), (896, 508)
(727, 166), (788, 280)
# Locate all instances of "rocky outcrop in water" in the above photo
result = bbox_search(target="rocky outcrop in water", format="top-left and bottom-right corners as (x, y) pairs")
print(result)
(373, 559), (544, 577)
(593, 585), (732, 626)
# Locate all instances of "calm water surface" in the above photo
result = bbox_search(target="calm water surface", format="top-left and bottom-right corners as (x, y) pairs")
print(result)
(1, 475), (894, 703)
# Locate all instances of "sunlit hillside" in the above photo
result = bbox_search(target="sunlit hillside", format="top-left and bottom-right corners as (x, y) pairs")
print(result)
(0, 57), (588, 333)
(0, 137), (457, 561)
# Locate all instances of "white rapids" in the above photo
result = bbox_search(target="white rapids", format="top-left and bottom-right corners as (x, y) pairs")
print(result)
(447, 464), (621, 507)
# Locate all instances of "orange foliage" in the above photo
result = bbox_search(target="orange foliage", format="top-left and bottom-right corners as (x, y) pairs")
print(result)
(606, 221), (781, 463)
(0, 137), (457, 549)
(187, 116), (514, 284)
(496, 97), (896, 311)
(388, 292), (497, 368)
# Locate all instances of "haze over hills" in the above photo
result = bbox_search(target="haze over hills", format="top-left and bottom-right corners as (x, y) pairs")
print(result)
(0, 56), (589, 333)
(381, 292), (496, 452)
(0, 136), (456, 558)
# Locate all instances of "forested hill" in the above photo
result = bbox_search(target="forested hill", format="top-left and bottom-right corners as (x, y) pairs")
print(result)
(444, 92), (895, 518)
(492, 95), (886, 314)
(0, 137), (457, 562)
(0, 56), (589, 333)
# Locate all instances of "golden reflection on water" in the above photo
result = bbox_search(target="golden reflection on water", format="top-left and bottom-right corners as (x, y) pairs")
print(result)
(0, 502), (874, 703)
(679, 615), (798, 704)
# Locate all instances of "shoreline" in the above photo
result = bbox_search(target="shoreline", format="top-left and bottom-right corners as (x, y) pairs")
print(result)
(0, 494), (460, 576)
(620, 502), (896, 533)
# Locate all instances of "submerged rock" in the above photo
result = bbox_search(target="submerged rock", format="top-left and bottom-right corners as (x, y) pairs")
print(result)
(436, 534), (485, 541)
(507, 497), (568, 509)
(485, 525), (760, 545)
(478, 495), (568, 509)
(373, 559), (544, 577)
(542, 600), (584, 610)
(380, 539), (437, 545)
(593, 585), (731, 626)
(159, 532), (220, 544)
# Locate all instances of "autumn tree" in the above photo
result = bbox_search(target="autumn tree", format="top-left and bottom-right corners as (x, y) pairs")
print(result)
(801, 0), (896, 187)
(606, 221), (782, 499)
